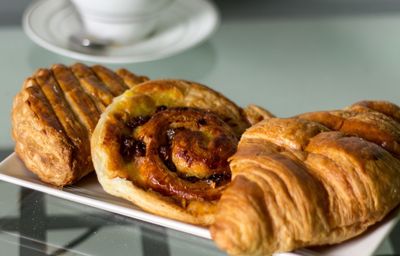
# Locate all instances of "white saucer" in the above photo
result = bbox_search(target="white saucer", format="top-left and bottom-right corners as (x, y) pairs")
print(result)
(23, 0), (219, 64)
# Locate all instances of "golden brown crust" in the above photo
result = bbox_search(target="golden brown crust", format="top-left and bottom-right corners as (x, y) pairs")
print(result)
(70, 63), (114, 110)
(297, 107), (400, 157)
(348, 100), (400, 123)
(13, 79), (76, 185)
(211, 101), (400, 255)
(91, 65), (129, 95)
(91, 79), (250, 225)
(128, 80), (250, 137)
(12, 64), (147, 186)
(243, 104), (275, 125)
(51, 64), (101, 133)
(116, 68), (149, 88)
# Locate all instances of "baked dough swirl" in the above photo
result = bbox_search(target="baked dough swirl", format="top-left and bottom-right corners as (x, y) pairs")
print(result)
(91, 79), (249, 225)
(210, 100), (400, 255)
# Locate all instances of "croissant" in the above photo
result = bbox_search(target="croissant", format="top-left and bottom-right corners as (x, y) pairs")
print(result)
(12, 63), (148, 186)
(210, 100), (400, 255)
(91, 79), (250, 225)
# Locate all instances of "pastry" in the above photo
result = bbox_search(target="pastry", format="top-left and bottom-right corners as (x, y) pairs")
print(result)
(243, 104), (275, 125)
(210, 100), (400, 255)
(91, 79), (250, 225)
(12, 63), (148, 186)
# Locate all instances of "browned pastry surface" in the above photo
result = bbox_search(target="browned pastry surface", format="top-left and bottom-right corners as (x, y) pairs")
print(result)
(243, 104), (275, 125)
(210, 100), (400, 255)
(91, 79), (250, 225)
(12, 63), (149, 186)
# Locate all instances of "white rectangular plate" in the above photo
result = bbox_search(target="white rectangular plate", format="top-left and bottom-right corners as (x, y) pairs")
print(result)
(0, 153), (398, 256)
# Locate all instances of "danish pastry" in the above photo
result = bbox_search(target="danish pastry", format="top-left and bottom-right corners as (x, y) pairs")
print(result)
(91, 79), (250, 225)
(12, 63), (148, 186)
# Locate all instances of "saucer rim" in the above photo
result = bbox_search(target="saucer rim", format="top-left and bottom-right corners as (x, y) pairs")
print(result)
(22, 0), (220, 64)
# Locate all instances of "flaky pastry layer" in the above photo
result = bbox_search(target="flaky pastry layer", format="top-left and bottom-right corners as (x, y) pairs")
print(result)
(91, 79), (249, 225)
(12, 63), (148, 186)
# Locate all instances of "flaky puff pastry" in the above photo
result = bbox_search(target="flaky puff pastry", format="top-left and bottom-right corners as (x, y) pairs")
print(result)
(12, 63), (148, 186)
(91, 80), (250, 225)
(210, 100), (400, 255)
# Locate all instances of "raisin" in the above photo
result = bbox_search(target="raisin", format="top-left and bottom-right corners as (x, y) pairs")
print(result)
(155, 105), (167, 113)
(126, 115), (150, 129)
(207, 173), (231, 186)
(158, 145), (177, 172)
(185, 176), (199, 183)
(197, 118), (207, 126)
(120, 135), (146, 160)
(134, 140), (146, 157)
(166, 128), (175, 141)
(159, 146), (169, 160)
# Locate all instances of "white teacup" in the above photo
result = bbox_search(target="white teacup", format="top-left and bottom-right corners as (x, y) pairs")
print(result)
(70, 0), (174, 44)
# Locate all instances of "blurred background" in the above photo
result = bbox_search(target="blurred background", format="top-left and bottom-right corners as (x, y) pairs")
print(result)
(3, 0), (400, 24)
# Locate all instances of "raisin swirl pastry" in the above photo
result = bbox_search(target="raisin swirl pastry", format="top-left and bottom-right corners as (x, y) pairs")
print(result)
(211, 100), (400, 255)
(12, 63), (148, 186)
(91, 79), (250, 225)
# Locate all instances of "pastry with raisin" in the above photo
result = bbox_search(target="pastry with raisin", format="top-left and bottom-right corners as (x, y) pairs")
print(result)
(91, 79), (249, 225)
